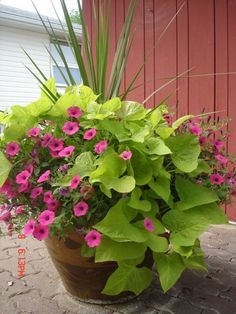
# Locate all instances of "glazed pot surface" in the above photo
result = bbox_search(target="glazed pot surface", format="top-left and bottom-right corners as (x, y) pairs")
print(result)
(45, 232), (153, 303)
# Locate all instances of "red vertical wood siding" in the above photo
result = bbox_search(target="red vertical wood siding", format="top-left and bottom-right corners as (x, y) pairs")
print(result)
(83, 0), (236, 221)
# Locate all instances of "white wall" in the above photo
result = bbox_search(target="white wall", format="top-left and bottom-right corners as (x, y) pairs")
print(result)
(0, 25), (50, 111)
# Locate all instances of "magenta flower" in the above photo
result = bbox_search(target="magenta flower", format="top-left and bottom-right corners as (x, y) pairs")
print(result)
(144, 218), (155, 232)
(6, 142), (20, 157)
(58, 146), (75, 158)
(94, 140), (108, 154)
(42, 133), (52, 147)
(213, 139), (224, 151)
(50, 150), (60, 158)
(67, 106), (82, 118)
(199, 136), (207, 146)
(0, 179), (11, 195)
(215, 154), (228, 166)
(15, 205), (25, 215)
(73, 201), (89, 217)
(84, 230), (102, 248)
(24, 163), (34, 175)
(210, 173), (224, 185)
(43, 191), (54, 204)
(38, 210), (55, 226)
(83, 128), (97, 140)
(37, 170), (51, 183)
(15, 170), (31, 184)
(62, 121), (79, 135)
(23, 218), (36, 236)
(33, 224), (49, 240)
(120, 150), (132, 160)
(58, 164), (69, 173)
(30, 187), (43, 199)
(189, 124), (202, 136)
(46, 198), (60, 211)
(18, 182), (31, 193)
(48, 138), (64, 152)
(27, 127), (40, 137)
(70, 176), (81, 190)
(0, 210), (11, 223)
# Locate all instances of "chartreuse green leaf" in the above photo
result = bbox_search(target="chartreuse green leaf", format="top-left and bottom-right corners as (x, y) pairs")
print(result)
(95, 175), (135, 193)
(95, 199), (148, 243)
(149, 107), (162, 127)
(102, 262), (152, 296)
(155, 127), (174, 139)
(172, 115), (193, 129)
(116, 101), (147, 121)
(95, 236), (146, 262)
(130, 149), (153, 185)
(174, 177), (219, 210)
(166, 134), (200, 172)
(97, 120), (130, 142)
(143, 137), (172, 155)
(188, 159), (212, 177)
(163, 203), (228, 246)
(0, 152), (12, 187)
(154, 252), (186, 292)
(128, 187), (152, 212)
(146, 234), (168, 253)
(124, 121), (150, 143)
(101, 97), (121, 113)
(149, 175), (172, 207)
(58, 152), (95, 185)
(90, 150), (126, 180)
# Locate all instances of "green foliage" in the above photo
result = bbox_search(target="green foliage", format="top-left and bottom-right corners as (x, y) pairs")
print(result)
(0, 152), (12, 187)
(102, 262), (152, 296)
(154, 252), (186, 292)
(166, 134), (201, 172)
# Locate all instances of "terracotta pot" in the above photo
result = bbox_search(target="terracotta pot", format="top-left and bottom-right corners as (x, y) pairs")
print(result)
(45, 232), (153, 304)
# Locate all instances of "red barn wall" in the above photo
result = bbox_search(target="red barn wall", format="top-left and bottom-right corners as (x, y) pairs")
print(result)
(83, 0), (236, 221)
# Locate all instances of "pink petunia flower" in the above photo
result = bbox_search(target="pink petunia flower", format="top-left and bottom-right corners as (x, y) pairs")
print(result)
(42, 133), (52, 147)
(144, 218), (155, 232)
(33, 224), (49, 240)
(58, 146), (75, 158)
(120, 150), (132, 160)
(38, 210), (55, 226)
(50, 150), (60, 158)
(24, 163), (34, 175)
(94, 140), (108, 154)
(58, 164), (69, 173)
(43, 191), (54, 204)
(23, 218), (36, 236)
(189, 124), (202, 136)
(84, 230), (102, 248)
(6, 142), (20, 157)
(73, 201), (89, 217)
(199, 136), (207, 146)
(0, 179), (11, 195)
(215, 154), (228, 166)
(15, 205), (25, 215)
(0, 210), (11, 223)
(46, 198), (60, 211)
(213, 139), (224, 151)
(30, 187), (43, 199)
(70, 176), (81, 190)
(210, 173), (224, 185)
(67, 106), (82, 118)
(37, 170), (51, 183)
(18, 182), (31, 193)
(27, 127), (40, 137)
(48, 138), (64, 152)
(15, 170), (31, 184)
(83, 128), (97, 140)
(62, 121), (79, 135)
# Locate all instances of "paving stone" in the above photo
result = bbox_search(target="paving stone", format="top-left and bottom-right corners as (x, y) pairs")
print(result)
(0, 295), (19, 314)
(53, 293), (113, 314)
(11, 289), (63, 314)
(164, 298), (202, 314)
(0, 271), (28, 297)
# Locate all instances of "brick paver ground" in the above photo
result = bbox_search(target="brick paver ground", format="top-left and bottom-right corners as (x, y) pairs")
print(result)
(0, 224), (235, 314)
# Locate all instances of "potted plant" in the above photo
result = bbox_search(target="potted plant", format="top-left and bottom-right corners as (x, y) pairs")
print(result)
(0, 0), (235, 305)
